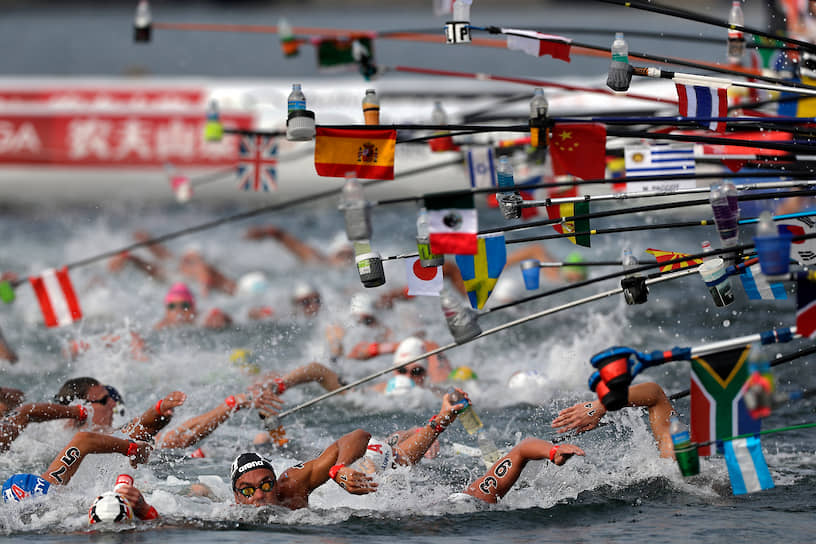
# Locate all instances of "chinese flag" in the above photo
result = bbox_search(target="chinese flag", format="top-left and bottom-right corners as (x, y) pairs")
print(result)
(549, 124), (606, 181)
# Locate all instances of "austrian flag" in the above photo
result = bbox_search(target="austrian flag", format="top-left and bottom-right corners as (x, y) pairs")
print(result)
(29, 267), (82, 327)
(504, 29), (571, 62)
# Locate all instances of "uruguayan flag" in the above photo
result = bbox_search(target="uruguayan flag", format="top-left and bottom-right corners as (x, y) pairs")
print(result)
(723, 436), (775, 495)
(739, 262), (787, 300)
(624, 144), (696, 192)
(466, 147), (496, 189)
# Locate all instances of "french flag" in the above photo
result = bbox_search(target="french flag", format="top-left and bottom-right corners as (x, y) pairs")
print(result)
(29, 267), (82, 328)
(675, 83), (728, 133)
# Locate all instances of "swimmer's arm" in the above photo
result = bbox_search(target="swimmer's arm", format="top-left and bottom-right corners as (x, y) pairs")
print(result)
(295, 429), (376, 494)
(464, 439), (584, 503)
(0, 404), (86, 452)
(41, 432), (151, 486)
(247, 225), (327, 263)
(260, 362), (343, 393)
(117, 483), (159, 520)
(0, 387), (24, 415)
(394, 389), (463, 465)
(123, 391), (186, 442)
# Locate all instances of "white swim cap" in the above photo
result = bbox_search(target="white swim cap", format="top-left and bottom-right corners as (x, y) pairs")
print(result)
(328, 231), (351, 255)
(237, 272), (270, 296)
(506, 369), (548, 389)
(350, 293), (376, 317)
(351, 437), (395, 474)
(88, 491), (133, 524)
(385, 375), (415, 396)
(393, 336), (425, 365)
(292, 281), (318, 300)
(490, 276), (526, 305)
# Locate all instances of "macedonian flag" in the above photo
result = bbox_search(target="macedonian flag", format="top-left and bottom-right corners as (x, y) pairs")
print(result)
(314, 128), (396, 180)
(645, 248), (703, 272)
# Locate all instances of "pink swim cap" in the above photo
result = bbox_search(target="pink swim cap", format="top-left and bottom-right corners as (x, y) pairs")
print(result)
(164, 282), (195, 307)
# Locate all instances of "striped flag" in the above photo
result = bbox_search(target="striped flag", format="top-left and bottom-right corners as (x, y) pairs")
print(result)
(796, 271), (816, 338)
(405, 257), (443, 296)
(777, 217), (816, 265)
(455, 233), (507, 309)
(426, 193), (478, 255)
(723, 436), (774, 495)
(739, 263), (787, 300)
(236, 135), (277, 192)
(29, 267), (82, 328)
(546, 200), (590, 247)
(314, 128), (396, 180)
(504, 29), (571, 62)
(466, 147), (496, 189)
(624, 144), (696, 192)
(675, 83), (728, 132)
(690, 345), (760, 457)
(645, 248), (703, 272)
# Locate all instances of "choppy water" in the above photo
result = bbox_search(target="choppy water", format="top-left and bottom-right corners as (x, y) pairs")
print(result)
(0, 195), (814, 542)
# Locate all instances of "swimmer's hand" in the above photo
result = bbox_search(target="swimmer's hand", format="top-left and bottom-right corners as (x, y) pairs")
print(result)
(441, 387), (468, 423)
(332, 467), (378, 495)
(116, 483), (155, 519)
(243, 387), (284, 418)
(551, 400), (606, 434)
(550, 443), (585, 466)
(127, 441), (153, 468)
(158, 391), (187, 418)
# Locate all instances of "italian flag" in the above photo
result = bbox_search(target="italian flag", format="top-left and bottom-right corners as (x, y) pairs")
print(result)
(425, 193), (478, 255)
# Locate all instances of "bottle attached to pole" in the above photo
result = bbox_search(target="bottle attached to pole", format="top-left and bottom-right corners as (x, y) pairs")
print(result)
(354, 240), (386, 288)
(362, 89), (380, 126)
(440, 287), (481, 343)
(339, 176), (372, 241)
(753, 210), (792, 280)
(495, 156), (523, 220)
(709, 181), (739, 263)
(670, 415), (700, 477)
(416, 208), (445, 268)
(133, 0), (152, 43)
(607, 32), (632, 93)
(286, 83), (316, 141)
(429, 101), (457, 152)
(278, 18), (299, 57)
(203, 99), (223, 143)
(447, 387), (483, 434)
(621, 247), (648, 304)
(727, 1), (745, 64)
(445, 0), (472, 44)
(529, 87), (549, 149)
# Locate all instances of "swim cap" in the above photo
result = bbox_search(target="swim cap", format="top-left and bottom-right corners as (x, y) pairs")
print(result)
(230, 453), (275, 491)
(328, 231), (351, 255)
(563, 252), (588, 282)
(2, 473), (50, 503)
(506, 369), (548, 389)
(350, 293), (376, 318)
(393, 337), (425, 366)
(292, 281), (319, 300)
(448, 365), (478, 381)
(164, 282), (195, 307)
(229, 349), (260, 375)
(385, 375), (415, 396)
(237, 272), (270, 296)
(88, 492), (133, 524)
(490, 276), (525, 305)
(351, 437), (395, 475)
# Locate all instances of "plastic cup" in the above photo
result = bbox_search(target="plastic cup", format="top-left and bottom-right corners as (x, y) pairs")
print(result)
(698, 257), (735, 307)
(520, 259), (540, 290)
(754, 232), (793, 277)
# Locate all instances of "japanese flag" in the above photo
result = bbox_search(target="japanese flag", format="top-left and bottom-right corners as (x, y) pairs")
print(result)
(29, 267), (82, 327)
(405, 257), (443, 296)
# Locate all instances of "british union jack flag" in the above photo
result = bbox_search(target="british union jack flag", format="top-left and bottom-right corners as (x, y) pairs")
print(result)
(236, 135), (277, 191)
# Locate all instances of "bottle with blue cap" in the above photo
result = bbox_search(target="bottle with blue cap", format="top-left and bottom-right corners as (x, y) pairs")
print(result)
(670, 415), (699, 476)
(447, 387), (482, 434)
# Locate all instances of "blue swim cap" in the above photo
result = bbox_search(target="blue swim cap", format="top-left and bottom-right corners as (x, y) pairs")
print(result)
(2, 473), (50, 503)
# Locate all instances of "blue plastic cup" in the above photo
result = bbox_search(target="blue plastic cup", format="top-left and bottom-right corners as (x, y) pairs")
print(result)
(754, 231), (793, 277)
(520, 259), (540, 290)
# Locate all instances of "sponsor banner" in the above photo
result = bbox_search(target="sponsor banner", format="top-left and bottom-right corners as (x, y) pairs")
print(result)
(0, 87), (205, 109)
(0, 111), (253, 167)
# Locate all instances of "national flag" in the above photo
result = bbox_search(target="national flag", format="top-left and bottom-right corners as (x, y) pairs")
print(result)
(503, 29), (571, 62)
(778, 76), (816, 117)
(405, 257), (443, 296)
(455, 233), (507, 309)
(777, 217), (816, 265)
(546, 200), (591, 248)
(739, 262), (787, 300)
(645, 248), (703, 272)
(549, 124), (606, 181)
(675, 83), (729, 132)
(425, 193), (478, 255)
(624, 144), (696, 192)
(28, 267), (82, 328)
(690, 345), (761, 457)
(723, 436), (775, 495)
(236, 135), (277, 192)
(519, 190), (538, 219)
(466, 147), (496, 189)
(796, 271), (816, 338)
(315, 36), (374, 70)
(314, 128), (396, 180)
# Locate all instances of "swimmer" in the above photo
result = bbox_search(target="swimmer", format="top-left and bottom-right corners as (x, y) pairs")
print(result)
(244, 225), (354, 267)
(0, 402), (88, 452)
(178, 248), (236, 297)
(551, 382), (675, 458)
(328, 293), (395, 361)
(2, 431), (152, 501)
(374, 336), (453, 393)
(290, 281), (322, 319)
(88, 476), (159, 523)
(154, 282), (233, 330)
(230, 428), (375, 509)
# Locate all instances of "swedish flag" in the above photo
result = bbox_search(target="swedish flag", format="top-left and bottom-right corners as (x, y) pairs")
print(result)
(455, 233), (507, 309)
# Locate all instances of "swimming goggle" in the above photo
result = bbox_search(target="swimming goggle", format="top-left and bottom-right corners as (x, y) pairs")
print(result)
(237, 479), (275, 497)
(398, 366), (426, 376)
(167, 301), (192, 311)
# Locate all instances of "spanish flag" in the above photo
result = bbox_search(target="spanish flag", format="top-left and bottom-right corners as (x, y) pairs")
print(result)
(314, 128), (396, 180)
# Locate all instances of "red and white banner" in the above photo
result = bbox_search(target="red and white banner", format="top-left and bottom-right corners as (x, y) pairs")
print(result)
(0, 87), (205, 109)
(0, 111), (253, 167)
(29, 267), (82, 328)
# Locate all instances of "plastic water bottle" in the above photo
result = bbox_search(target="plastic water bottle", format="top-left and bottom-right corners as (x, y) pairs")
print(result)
(670, 415), (700, 476)
(416, 208), (444, 267)
(354, 240), (385, 288)
(529, 87), (549, 120)
(279, 18), (298, 57)
(133, 0), (151, 43)
(701, 240), (714, 261)
(710, 181), (739, 250)
(477, 433), (502, 468)
(362, 89), (380, 125)
(287, 83), (306, 114)
(431, 101), (448, 125)
(204, 99), (223, 142)
(757, 210), (776, 238)
(113, 474), (133, 493)
(496, 156), (522, 220)
(727, 1), (745, 64)
(440, 287), (482, 343)
(607, 32), (631, 93)
(622, 247), (638, 272)
(448, 388), (483, 435)
(611, 32), (628, 63)
(621, 247), (647, 304)
(339, 176), (371, 241)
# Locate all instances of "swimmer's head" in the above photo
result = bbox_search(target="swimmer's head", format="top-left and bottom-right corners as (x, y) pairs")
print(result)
(350, 293), (377, 326)
(448, 365), (478, 382)
(562, 252), (588, 283)
(292, 282), (321, 317)
(88, 491), (133, 524)
(164, 282), (196, 324)
(236, 272), (270, 297)
(393, 337), (428, 384)
(351, 437), (395, 475)
(2, 474), (50, 503)
(229, 349), (260, 375)
(230, 453), (277, 506)
(328, 232), (354, 263)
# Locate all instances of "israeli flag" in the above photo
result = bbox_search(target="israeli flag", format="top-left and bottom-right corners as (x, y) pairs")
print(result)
(723, 436), (774, 495)
(466, 147), (496, 189)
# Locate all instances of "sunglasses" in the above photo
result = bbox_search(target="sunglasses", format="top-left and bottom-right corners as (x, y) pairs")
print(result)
(237, 479), (275, 497)
(398, 366), (426, 376)
(167, 301), (192, 311)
